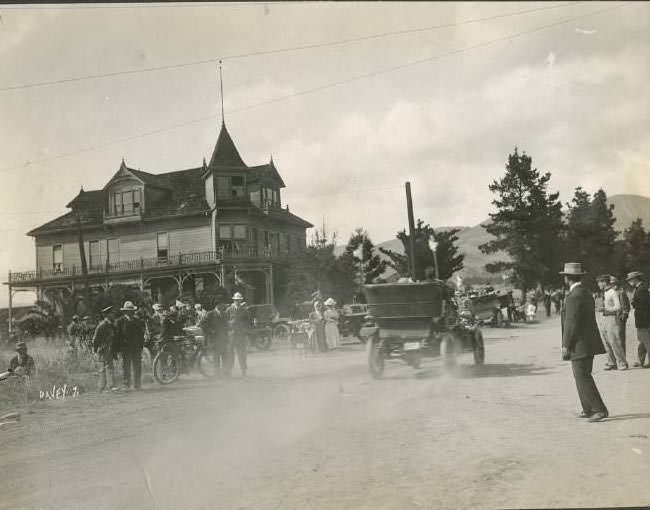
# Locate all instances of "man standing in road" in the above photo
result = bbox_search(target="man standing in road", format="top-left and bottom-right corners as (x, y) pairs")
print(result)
(595, 275), (627, 370)
(200, 300), (229, 378)
(602, 275), (628, 370)
(116, 301), (146, 390)
(610, 275), (631, 356)
(226, 292), (250, 378)
(560, 263), (609, 422)
(626, 271), (650, 368)
(93, 306), (117, 392)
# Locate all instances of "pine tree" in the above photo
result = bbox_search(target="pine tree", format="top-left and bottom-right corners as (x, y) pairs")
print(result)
(342, 228), (387, 284)
(380, 220), (464, 281)
(618, 218), (650, 276)
(564, 187), (618, 282)
(480, 148), (564, 294)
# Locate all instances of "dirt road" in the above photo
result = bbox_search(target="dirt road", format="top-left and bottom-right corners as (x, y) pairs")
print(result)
(2, 317), (650, 510)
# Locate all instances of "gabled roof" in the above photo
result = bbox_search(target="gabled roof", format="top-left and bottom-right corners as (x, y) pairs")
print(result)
(208, 122), (246, 168)
(129, 168), (172, 190)
(105, 160), (172, 191)
(28, 210), (102, 236)
(66, 189), (105, 209)
(248, 159), (286, 188)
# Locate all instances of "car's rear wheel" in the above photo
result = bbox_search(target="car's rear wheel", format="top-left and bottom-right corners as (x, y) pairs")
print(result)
(272, 323), (291, 343)
(253, 332), (272, 351)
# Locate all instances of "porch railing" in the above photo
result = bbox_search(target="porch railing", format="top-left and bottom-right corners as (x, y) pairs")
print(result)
(8, 249), (225, 284)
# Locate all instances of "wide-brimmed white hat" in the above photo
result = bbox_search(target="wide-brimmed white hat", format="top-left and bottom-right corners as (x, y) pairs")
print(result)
(232, 292), (244, 300)
(152, 303), (162, 311)
(626, 271), (644, 282)
(559, 262), (585, 276)
(120, 301), (138, 311)
(324, 298), (336, 306)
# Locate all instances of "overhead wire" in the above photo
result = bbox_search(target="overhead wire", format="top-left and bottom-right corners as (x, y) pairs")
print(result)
(0, 2), (584, 92)
(0, 2), (636, 176)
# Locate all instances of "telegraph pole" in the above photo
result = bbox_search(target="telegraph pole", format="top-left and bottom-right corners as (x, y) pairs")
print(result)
(405, 182), (417, 280)
(75, 212), (92, 318)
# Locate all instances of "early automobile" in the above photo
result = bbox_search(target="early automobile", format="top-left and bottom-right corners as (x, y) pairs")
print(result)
(247, 304), (292, 350)
(339, 303), (368, 341)
(360, 281), (485, 379)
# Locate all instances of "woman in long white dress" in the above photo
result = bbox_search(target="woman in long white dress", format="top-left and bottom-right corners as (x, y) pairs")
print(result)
(323, 298), (341, 349)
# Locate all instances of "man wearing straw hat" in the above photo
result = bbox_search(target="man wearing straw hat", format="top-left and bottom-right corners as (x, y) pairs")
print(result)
(92, 306), (117, 392)
(595, 274), (628, 370)
(116, 301), (145, 390)
(225, 292), (250, 377)
(560, 262), (609, 422)
(626, 271), (650, 368)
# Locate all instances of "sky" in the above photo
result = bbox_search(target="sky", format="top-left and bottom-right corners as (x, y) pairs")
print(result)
(0, 1), (649, 307)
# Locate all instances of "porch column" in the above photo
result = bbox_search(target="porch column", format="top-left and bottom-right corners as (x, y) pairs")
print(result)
(268, 264), (274, 306)
(7, 282), (13, 335)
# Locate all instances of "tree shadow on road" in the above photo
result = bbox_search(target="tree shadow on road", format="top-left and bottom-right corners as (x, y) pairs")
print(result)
(604, 413), (650, 422)
(393, 363), (554, 380)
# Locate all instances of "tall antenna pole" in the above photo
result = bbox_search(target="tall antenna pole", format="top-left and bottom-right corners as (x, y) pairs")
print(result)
(218, 60), (225, 124)
(405, 182), (417, 280)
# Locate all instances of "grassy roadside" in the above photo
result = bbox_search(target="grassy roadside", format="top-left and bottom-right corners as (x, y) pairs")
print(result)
(0, 338), (98, 412)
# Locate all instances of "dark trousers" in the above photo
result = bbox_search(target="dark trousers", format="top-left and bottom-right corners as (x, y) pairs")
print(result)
(227, 332), (248, 376)
(122, 346), (143, 389)
(571, 356), (607, 415)
(212, 338), (229, 377)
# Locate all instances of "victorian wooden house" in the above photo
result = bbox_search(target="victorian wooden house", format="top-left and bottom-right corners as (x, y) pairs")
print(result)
(6, 122), (312, 313)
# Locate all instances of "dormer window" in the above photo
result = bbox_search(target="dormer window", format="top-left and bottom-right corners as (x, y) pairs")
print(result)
(112, 189), (141, 216)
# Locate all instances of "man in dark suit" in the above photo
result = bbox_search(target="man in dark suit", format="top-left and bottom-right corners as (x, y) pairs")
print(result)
(199, 300), (229, 378)
(115, 301), (145, 390)
(560, 263), (609, 422)
(626, 271), (650, 368)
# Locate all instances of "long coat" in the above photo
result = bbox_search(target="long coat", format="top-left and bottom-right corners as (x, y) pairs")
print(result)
(561, 283), (606, 360)
(92, 318), (115, 356)
(631, 282), (650, 329)
(115, 315), (145, 352)
(200, 308), (228, 344)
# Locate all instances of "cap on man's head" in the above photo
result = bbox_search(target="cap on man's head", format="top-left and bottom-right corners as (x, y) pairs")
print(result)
(609, 275), (620, 284)
(15, 341), (27, 352)
(232, 292), (244, 301)
(595, 274), (610, 282)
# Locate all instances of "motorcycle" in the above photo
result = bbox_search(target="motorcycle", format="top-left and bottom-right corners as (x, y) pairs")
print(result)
(152, 326), (213, 384)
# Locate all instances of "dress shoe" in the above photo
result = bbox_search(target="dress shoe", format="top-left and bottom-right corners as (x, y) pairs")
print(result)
(577, 411), (592, 419)
(588, 411), (609, 422)
(633, 362), (642, 367)
(603, 365), (617, 371)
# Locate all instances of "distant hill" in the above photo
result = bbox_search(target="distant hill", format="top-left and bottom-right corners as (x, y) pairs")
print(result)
(335, 194), (650, 280)
(609, 194), (650, 231)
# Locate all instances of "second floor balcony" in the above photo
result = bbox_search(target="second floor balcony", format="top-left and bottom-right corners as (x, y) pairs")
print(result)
(7, 245), (298, 286)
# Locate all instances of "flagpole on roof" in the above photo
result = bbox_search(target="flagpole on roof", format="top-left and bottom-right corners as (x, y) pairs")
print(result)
(218, 60), (225, 125)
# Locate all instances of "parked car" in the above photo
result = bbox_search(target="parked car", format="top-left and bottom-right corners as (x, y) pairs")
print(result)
(247, 304), (291, 350)
(339, 303), (368, 342)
